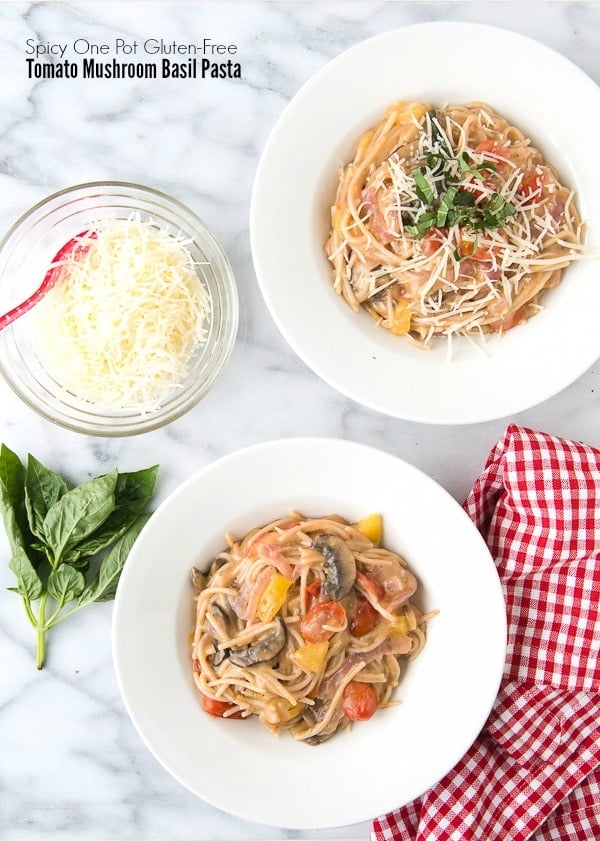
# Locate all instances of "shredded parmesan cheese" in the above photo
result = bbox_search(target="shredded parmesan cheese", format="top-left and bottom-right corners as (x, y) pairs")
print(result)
(33, 217), (210, 410)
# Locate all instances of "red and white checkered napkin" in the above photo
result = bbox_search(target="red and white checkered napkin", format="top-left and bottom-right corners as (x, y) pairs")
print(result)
(373, 424), (600, 841)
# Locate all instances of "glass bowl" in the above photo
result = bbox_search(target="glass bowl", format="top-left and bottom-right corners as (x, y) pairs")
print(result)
(0, 182), (238, 436)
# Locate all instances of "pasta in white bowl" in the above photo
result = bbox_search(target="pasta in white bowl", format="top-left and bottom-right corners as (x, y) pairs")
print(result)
(112, 438), (506, 828)
(326, 101), (585, 347)
(192, 512), (432, 744)
(251, 23), (600, 423)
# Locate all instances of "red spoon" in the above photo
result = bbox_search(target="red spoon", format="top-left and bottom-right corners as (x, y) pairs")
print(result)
(0, 230), (96, 331)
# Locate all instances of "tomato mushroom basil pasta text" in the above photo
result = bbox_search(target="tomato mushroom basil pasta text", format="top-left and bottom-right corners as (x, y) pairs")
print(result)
(325, 101), (585, 347)
(191, 513), (429, 744)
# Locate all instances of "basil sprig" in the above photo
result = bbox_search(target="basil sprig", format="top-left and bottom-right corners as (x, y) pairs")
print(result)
(0, 444), (158, 668)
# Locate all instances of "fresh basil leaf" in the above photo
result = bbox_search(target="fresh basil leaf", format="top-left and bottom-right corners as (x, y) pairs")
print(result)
(47, 564), (85, 604)
(41, 469), (118, 564)
(115, 466), (159, 513)
(89, 574), (118, 604)
(66, 466), (158, 564)
(413, 168), (435, 205)
(31, 541), (49, 554)
(410, 210), (437, 238)
(499, 202), (516, 220)
(428, 110), (452, 156)
(454, 191), (475, 208)
(0, 444), (25, 503)
(441, 185), (458, 209)
(457, 152), (471, 173)
(66, 513), (138, 568)
(77, 514), (149, 606)
(0, 444), (29, 555)
(426, 151), (446, 175)
(25, 454), (68, 540)
(436, 187), (459, 227)
(484, 192), (504, 215)
(9, 545), (43, 601)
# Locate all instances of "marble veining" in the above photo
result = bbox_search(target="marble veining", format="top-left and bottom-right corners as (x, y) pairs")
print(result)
(1, 2), (600, 839)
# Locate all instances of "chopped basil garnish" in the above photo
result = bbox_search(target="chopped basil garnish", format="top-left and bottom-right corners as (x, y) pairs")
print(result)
(405, 210), (437, 238)
(413, 168), (435, 205)
(410, 189), (516, 238)
(453, 190), (475, 207)
(408, 136), (515, 242)
(428, 110), (453, 157)
(436, 186), (459, 226)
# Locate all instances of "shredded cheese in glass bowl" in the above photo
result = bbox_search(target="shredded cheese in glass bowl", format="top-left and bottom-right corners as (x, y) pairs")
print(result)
(0, 182), (238, 435)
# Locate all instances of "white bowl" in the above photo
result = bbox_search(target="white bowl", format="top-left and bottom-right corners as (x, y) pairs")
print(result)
(250, 23), (600, 424)
(112, 438), (506, 828)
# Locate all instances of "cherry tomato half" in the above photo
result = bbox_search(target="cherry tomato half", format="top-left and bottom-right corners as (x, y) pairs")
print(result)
(349, 595), (379, 638)
(460, 176), (495, 202)
(420, 227), (448, 256)
(518, 172), (547, 206)
(342, 681), (379, 722)
(457, 239), (491, 262)
(303, 579), (322, 613)
(488, 305), (526, 333)
(201, 695), (244, 719)
(355, 570), (385, 601)
(475, 140), (510, 161)
(300, 601), (347, 643)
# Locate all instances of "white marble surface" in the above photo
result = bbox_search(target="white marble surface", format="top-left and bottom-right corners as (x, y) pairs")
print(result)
(0, 2), (599, 839)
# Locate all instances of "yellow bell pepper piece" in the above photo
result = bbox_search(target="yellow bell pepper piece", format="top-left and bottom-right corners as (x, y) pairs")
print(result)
(257, 573), (292, 623)
(386, 102), (428, 123)
(357, 513), (382, 545)
(294, 641), (329, 673)
(390, 299), (412, 336)
(260, 697), (304, 725)
(390, 615), (408, 636)
(331, 206), (342, 229)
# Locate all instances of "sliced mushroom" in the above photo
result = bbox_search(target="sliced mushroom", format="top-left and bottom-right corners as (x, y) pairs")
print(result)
(299, 707), (329, 745)
(205, 601), (234, 642)
(305, 729), (340, 746)
(229, 618), (287, 668)
(190, 567), (207, 592)
(298, 703), (347, 746)
(210, 640), (227, 667)
(209, 556), (228, 577)
(305, 733), (330, 745)
(312, 534), (356, 600)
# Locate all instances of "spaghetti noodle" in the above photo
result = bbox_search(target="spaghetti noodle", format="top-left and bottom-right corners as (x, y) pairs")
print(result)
(191, 513), (429, 744)
(325, 101), (586, 347)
